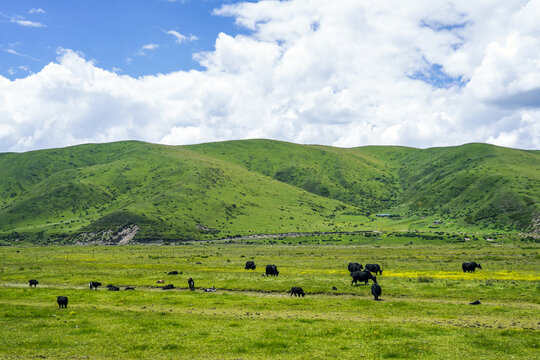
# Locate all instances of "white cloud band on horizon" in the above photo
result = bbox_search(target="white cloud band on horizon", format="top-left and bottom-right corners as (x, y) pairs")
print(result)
(0, 0), (539, 152)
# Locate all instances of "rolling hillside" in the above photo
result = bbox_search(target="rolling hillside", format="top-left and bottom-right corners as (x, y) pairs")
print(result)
(0, 140), (538, 243)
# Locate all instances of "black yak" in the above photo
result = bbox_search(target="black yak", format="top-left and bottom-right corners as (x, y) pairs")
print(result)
(348, 263), (363, 273)
(350, 271), (376, 286)
(57, 296), (68, 308)
(28, 279), (39, 287)
(188, 277), (195, 291)
(245, 261), (256, 270)
(462, 262), (482, 273)
(371, 277), (382, 300)
(365, 264), (383, 275)
(89, 281), (102, 290)
(265, 265), (279, 277)
(162, 284), (174, 290)
(289, 287), (305, 297)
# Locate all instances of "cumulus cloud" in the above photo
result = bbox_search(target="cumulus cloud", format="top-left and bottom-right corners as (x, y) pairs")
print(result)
(0, 0), (539, 152)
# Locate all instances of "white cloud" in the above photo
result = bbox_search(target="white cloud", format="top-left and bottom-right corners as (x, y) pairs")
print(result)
(3, 45), (40, 62)
(28, 8), (46, 14)
(166, 30), (198, 44)
(5, 49), (23, 56)
(134, 44), (160, 56)
(0, 0), (539, 152)
(11, 18), (45, 28)
(142, 43), (159, 51)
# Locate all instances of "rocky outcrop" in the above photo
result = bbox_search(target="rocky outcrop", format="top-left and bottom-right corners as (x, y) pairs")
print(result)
(75, 224), (140, 245)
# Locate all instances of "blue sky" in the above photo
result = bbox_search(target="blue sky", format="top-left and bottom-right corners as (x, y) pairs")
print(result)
(1, 0), (250, 79)
(0, 0), (538, 152)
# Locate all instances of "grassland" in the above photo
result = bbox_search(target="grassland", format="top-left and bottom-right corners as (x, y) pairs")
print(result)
(0, 240), (538, 359)
(0, 140), (538, 244)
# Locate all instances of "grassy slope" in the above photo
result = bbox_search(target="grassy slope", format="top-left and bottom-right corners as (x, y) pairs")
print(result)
(187, 139), (402, 214)
(190, 140), (539, 231)
(0, 140), (538, 242)
(388, 144), (539, 230)
(0, 141), (358, 241)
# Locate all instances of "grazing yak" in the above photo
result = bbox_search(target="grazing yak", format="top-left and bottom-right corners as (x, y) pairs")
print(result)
(348, 262), (363, 273)
(365, 264), (383, 275)
(124, 287), (135, 291)
(371, 278), (382, 301)
(57, 296), (68, 308)
(265, 264), (279, 277)
(28, 279), (39, 287)
(89, 281), (102, 290)
(469, 300), (481, 305)
(167, 271), (179, 275)
(106, 285), (120, 291)
(289, 287), (305, 297)
(188, 277), (195, 291)
(350, 271), (376, 286)
(462, 262), (482, 273)
(245, 261), (256, 270)
(162, 284), (174, 290)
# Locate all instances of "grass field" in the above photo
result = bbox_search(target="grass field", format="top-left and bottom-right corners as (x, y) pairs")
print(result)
(0, 240), (538, 359)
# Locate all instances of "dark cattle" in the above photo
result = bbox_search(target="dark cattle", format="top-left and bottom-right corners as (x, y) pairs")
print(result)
(107, 285), (120, 291)
(89, 281), (102, 290)
(265, 265), (279, 277)
(350, 271), (376, 286)
(188, 277), (195, 291)
(204, 286), (216, 292)
(289, 287), (305, 297)
(162, 284), (174, 290)
(462, 262), (482, 273)
(124, 287), (135, 291)
(371, 278), (382, 300)
(167, 271), (179, 275)
(332, 286), (338, 291)
(57, 296), (68, 308)
(348, 262), (363, 273)
(28, 279), (39, 287)
(245, 261), (256, 270)
(469, 300), (481, 305)
(365, 264), (383, 275)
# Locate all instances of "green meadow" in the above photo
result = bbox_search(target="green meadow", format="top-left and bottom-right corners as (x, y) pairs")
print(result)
(0, 239), (538, 359)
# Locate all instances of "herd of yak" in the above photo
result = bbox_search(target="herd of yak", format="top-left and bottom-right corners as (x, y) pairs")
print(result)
(25, 260), (482, 309)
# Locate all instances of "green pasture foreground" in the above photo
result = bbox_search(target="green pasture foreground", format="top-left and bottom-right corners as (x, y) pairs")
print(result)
(0, 243), (538, 359)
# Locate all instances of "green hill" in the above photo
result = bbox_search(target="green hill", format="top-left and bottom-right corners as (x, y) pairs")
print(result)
(0, 140), (538, 243)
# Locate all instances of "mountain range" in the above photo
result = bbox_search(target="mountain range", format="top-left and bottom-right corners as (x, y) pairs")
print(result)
(0, 140), (538, 243)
